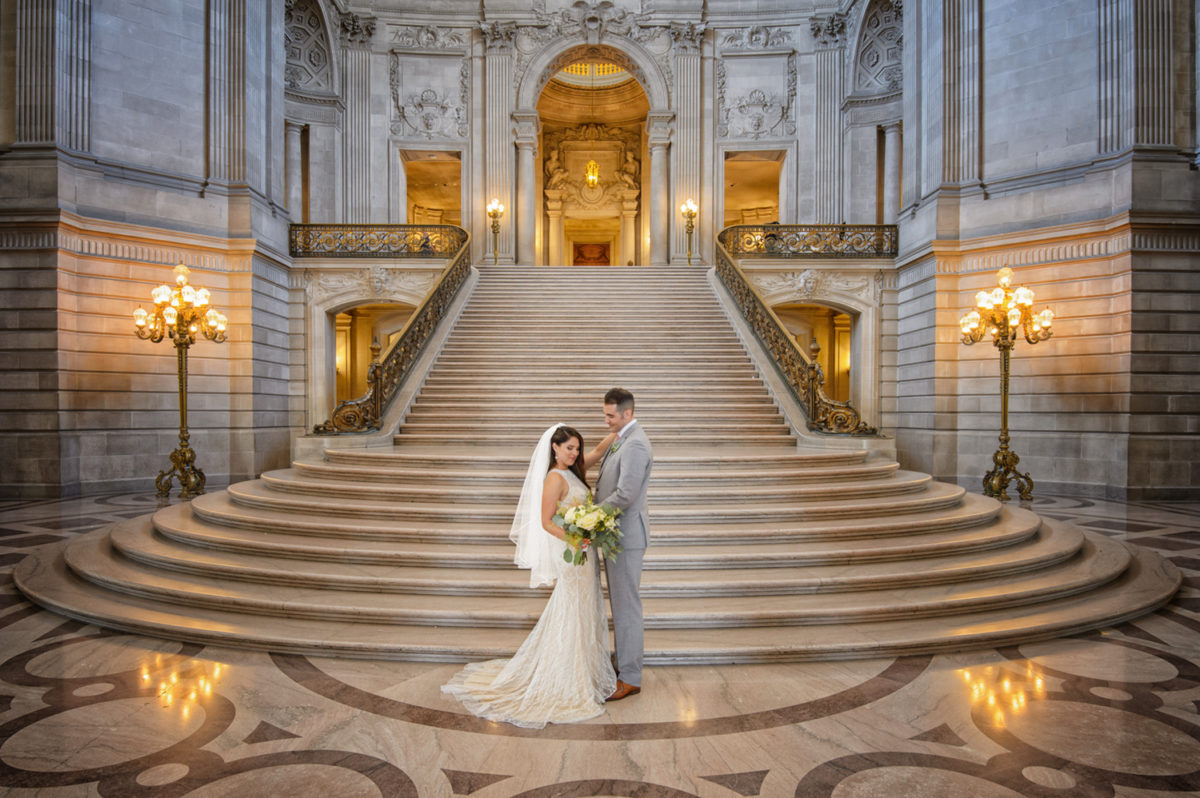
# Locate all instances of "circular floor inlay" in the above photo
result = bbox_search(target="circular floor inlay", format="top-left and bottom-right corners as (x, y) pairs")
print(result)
(137, 763), (190, 786)
(1017, 639), (1177, 683)
(1089, 686), (1133, 702)
(72, 682), (115, 697)
(831, 767), (1026, 798)
(187, 765), (382, 798)
(0, 698), (205, 772)
(1006, 701), (1200, 776)
(25, 637), (185, 681)
(1021, 766), (1076, 789)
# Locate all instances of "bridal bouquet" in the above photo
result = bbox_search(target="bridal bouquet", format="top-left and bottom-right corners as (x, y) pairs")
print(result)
(554, 497), (622, 566)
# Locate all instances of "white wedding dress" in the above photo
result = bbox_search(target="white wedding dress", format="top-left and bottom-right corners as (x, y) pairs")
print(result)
(441, 468), (617, 729)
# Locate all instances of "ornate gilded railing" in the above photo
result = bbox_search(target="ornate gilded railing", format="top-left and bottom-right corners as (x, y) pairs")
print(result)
(719, 224), (897, 258)
(714, 237), (879, 436)
(308, 226), (472, 434)
(290, 223), (468, 258)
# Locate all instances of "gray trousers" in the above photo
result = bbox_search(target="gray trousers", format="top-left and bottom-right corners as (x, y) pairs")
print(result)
(600, 547), (645, 686)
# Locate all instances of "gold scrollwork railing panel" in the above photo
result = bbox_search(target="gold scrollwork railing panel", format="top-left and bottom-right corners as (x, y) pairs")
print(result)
(719, 224), (898, 258)
(290, 224), (468, 258)
(714, 238), (879, 436)
(310, 228), (472, 434)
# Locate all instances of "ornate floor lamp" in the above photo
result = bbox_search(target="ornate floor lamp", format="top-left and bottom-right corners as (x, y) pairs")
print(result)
(486, 198), (504, 265)
(959, 267), (1054, 501)
(134, 265), (228, 500)
(680, 198), (698, 266)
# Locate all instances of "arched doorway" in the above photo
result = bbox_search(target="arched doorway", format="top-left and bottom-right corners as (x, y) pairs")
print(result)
(513, 40), (673, 266)
(536, 60), (649, 265)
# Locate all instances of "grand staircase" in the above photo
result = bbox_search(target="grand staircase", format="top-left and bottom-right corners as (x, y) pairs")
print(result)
(14, 266), (1180, 662)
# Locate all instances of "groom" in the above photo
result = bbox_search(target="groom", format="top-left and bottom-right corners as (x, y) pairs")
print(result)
(594, 387), (653, 701)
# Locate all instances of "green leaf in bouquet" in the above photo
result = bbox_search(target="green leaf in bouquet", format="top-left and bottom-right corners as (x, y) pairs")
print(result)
(562, 548), (573, 563)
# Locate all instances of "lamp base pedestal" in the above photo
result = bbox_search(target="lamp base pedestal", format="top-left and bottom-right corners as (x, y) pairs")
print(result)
(155, 439), (207, 500)
(983, 444), (1033, 502)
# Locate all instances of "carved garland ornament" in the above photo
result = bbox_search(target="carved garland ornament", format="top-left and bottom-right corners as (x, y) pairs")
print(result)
(750, 270), (883, 306)
(720, 26), (793, 50)
(389, 56), (469, 140)
(717, 53), (797, 140)
(389, 25), (467, 50)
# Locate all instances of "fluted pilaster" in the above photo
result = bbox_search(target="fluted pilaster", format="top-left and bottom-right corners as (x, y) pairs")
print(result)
(341, 47), (371, 222)
(814, 47), (844, 222)
(647, 112), (673, 267)
(208, 0), (246, 183)
(484, 26), (516, 263)
(286, 122), (305, 222)
(15, 0), (90, 149)
(941, 0), (981, 183)
(1100, 0), (1174, 152)
(672, 30), (702, 262)
(882, 122), (902, 223)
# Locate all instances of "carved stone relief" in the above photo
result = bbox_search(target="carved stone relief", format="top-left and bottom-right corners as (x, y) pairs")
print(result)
(855, 0), (903, 92)
(305, 268), (437, 306)
(810, 13), (848, 47)
(717, 52), (797, 140)
(338, 11), (376, 46)
(389, 56), (469, 140)
(389, 25), (468, 50)
(750, 269), (883, 307)
(720, 26), (793, 50)
(284, 0), (333, 92)
(542, 122), (640, 211)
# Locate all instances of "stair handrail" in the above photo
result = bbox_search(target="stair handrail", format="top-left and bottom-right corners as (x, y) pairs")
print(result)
(714, 225), (885, 436)
(292, 224), (472, 434)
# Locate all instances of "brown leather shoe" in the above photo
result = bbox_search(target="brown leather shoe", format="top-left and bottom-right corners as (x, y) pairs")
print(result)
(606, 680), (641, 702)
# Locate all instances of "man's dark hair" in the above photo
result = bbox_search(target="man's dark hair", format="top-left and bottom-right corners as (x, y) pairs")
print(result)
(604, 387), (635, 414)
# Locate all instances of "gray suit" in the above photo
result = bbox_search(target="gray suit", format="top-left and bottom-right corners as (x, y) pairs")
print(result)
(594, 420), (653, 686)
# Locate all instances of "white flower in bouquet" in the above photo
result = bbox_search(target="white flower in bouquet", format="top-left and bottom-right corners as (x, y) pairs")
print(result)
(553, 495), (622, 566)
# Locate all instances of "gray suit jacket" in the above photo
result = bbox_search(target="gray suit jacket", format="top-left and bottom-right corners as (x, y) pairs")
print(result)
(594, 422), (653, 550)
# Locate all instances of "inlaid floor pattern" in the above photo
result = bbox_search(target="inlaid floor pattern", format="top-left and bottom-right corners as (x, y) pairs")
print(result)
(13, 266), (1181, 661)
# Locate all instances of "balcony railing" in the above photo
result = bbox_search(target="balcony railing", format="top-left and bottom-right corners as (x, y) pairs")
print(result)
(715, 225), (886, 436)
(290, 223), (468, 259)
(292, 224), (472, 434)
(719, 224), (897, 258)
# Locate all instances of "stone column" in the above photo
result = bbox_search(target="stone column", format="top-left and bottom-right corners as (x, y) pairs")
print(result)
(620, 191), (639, 267)
(512, 111), (539, 266)
(483, 23), (516, 263)
(285, 122), (305, 222)
(545, 190), (564, 265)
(338, 11), (375, 223)
(670, 23), (704, 263)
(646, 112), (674, 267)
(882, 122), (902, 223)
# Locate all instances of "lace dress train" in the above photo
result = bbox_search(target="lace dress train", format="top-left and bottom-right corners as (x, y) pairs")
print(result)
(442, 469), (616, 729)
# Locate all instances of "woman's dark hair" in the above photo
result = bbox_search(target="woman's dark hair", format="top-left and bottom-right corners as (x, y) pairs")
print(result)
(548, 425), (587, 486)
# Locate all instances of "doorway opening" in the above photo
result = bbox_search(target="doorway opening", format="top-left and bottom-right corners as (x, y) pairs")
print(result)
(401, 150), (461, 225)
(724, 150), (785, 227)
(333, 302), (416, 403)
(773, 303), (854, 403)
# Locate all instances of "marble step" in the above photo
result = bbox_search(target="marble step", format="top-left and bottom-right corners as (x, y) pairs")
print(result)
(257, 469), (925, 505)
(189, 489), (1000, 545)
(396, 420), (790, 437)
(44, 521), (1125, 627)
(223, 478), (965, 523)
(319, 447), (871, 469)
(290, 458), (898, 485)
(79, 518), (1094, 612)
(153, 502), (1034, 568)
(402, 407), (784, 422)
(393, 432), (797, 448)
(14, 540), (1178, 662)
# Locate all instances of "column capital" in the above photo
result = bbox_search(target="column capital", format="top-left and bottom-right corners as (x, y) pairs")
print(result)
(646, 111), (674, 145)
(512, 110), (540, 144)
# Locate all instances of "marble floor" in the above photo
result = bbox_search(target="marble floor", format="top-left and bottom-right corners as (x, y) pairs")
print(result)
(0, 493), (1197, 797)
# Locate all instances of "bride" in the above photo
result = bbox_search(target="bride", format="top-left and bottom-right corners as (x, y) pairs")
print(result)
(441, 423), (618, 728)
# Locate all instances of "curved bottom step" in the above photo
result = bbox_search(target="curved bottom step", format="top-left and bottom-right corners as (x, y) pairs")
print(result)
(13, 535), (1180, 664)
